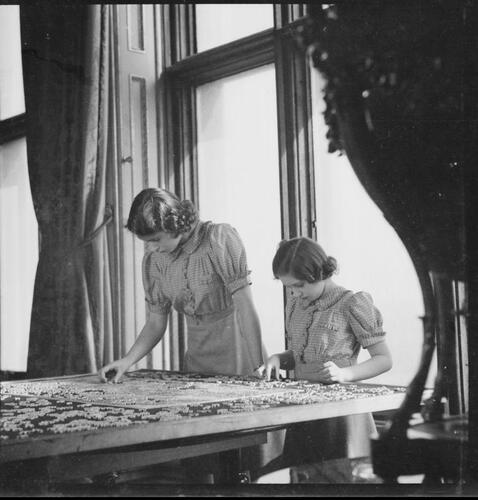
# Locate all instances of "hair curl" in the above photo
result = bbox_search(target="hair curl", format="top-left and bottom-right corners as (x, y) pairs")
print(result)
(272, 237), (338, 283)
(126, 188), (198, 237)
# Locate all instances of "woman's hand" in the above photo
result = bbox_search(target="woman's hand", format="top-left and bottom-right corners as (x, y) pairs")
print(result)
(98, 312), (169, 384)
(255, 354), (282, 381)
(98, 358), (131, 384)
(317, 361), (347, 383)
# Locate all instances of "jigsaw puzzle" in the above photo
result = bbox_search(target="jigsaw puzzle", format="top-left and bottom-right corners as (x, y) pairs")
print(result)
(1, 370), (405, 441)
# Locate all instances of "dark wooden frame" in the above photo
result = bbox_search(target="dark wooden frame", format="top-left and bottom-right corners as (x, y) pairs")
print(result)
(0, 114), (26, 145)
(275, 19), (316, 240)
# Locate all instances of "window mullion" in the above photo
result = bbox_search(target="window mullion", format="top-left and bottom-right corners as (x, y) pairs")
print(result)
(0, 114), (26, 145)
(164, 30), (275, 86)
(159, 2), (196, 371)
(274, 4), (309, 29)
(275, 24), (316, 240)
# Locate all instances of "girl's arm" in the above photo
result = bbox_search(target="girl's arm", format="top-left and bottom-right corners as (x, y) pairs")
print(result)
(319, 340), (393, 383)
(231, 285), (265, 370)
(256, 350), (295, 380)
(99, 311), (169, 383)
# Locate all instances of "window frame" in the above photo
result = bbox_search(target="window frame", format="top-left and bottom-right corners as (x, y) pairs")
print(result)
(0, 114), (26, 145)
(159, 3), (316, 241)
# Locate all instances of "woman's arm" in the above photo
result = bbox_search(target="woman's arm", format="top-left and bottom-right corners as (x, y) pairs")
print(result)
(231, 285), (265, 370)
(318, 340), (393, 383)
(99, 311), (169, 383)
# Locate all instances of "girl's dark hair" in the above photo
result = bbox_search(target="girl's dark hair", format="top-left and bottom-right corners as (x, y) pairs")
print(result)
(126, 187), (198, 236)
(272, 237), (337, 282)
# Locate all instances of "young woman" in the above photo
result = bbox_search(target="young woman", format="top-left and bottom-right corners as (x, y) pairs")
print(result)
(99, 187), (264, 382)
(257, 236), (392, 465)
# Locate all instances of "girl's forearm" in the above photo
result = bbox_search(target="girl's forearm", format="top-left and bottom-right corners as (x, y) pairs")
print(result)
(124, 315), (168, 366)
(341, 354), (392, 383)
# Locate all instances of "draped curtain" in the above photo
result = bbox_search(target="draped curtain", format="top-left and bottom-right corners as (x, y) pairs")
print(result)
(20, 4), (116, 377)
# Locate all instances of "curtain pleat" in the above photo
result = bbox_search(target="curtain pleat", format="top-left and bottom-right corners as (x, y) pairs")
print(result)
(21, 4), (115, 377)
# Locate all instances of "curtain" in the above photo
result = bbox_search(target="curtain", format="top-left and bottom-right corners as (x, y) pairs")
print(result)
(20, 4), (116, 377)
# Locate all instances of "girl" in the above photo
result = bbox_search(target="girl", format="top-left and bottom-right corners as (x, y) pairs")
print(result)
(257, 237), (392, 466)
(99, 187), (264, 382)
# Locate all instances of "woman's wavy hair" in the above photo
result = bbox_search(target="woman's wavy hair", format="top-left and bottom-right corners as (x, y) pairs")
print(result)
(126, 187), (198, 237)
(272, 237), (338, 283)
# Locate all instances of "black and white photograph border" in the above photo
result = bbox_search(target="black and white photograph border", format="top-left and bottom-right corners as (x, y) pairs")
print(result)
(0, 1), (477, 497)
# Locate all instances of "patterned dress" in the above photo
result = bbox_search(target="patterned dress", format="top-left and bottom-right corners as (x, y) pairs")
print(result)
(283, 283), (386, 465)
(142, 219), (257, 376)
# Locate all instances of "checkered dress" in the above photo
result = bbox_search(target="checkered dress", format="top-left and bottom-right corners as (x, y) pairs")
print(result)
(285, 284), (385, 378)
(141, 220), (256, 375)
(283, 283), (386, 463)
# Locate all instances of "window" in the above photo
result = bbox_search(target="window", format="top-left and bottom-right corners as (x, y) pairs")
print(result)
(0, 5), (38, 372)
(195, 4), (273, 52)
(196, 65), (284, 355)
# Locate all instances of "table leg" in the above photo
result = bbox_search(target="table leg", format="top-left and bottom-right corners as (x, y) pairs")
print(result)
(215, 448), (251, 484)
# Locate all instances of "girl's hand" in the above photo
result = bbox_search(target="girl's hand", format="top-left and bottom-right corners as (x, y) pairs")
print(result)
(255, 354), (282, 381)
(98, 358), (131, 384)
(317, 361), (347, 383)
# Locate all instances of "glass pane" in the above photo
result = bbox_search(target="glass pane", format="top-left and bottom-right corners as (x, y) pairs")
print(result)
(196, 4), (273, 52)
(0, 5), (25, 119)
(196, 64), (284, 357)
(0, 138), (38, 371)
(311, 71), (435, 387)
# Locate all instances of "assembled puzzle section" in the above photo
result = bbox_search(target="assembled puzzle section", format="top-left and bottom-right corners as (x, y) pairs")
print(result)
(1, 370), (301, 409)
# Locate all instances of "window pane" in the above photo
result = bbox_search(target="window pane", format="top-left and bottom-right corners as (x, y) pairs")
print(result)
(0, 138), (38, 371)
(311, 71), (435, 387)
(196, 4), (273, 52)
(196, 64), (284, 356)
(0, 5), (25, 119)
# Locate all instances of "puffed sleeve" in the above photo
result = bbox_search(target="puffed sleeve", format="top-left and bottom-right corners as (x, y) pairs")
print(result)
(142, 252), (172, 315)
(347, 291), (386, 348)
(209, 223), (252, 295)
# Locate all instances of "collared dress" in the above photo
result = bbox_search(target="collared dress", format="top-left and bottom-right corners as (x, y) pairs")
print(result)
(282, 282), (386, 464)
(142, 219), (257, 376)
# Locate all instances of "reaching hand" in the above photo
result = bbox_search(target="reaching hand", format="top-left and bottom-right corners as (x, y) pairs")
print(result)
(98, 358), (131, 384)
(317, 361), (347, 383)
(255, 354), (282, 381)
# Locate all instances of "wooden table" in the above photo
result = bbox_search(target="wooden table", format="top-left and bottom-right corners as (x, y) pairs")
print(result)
(0, 369), (406, 486)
